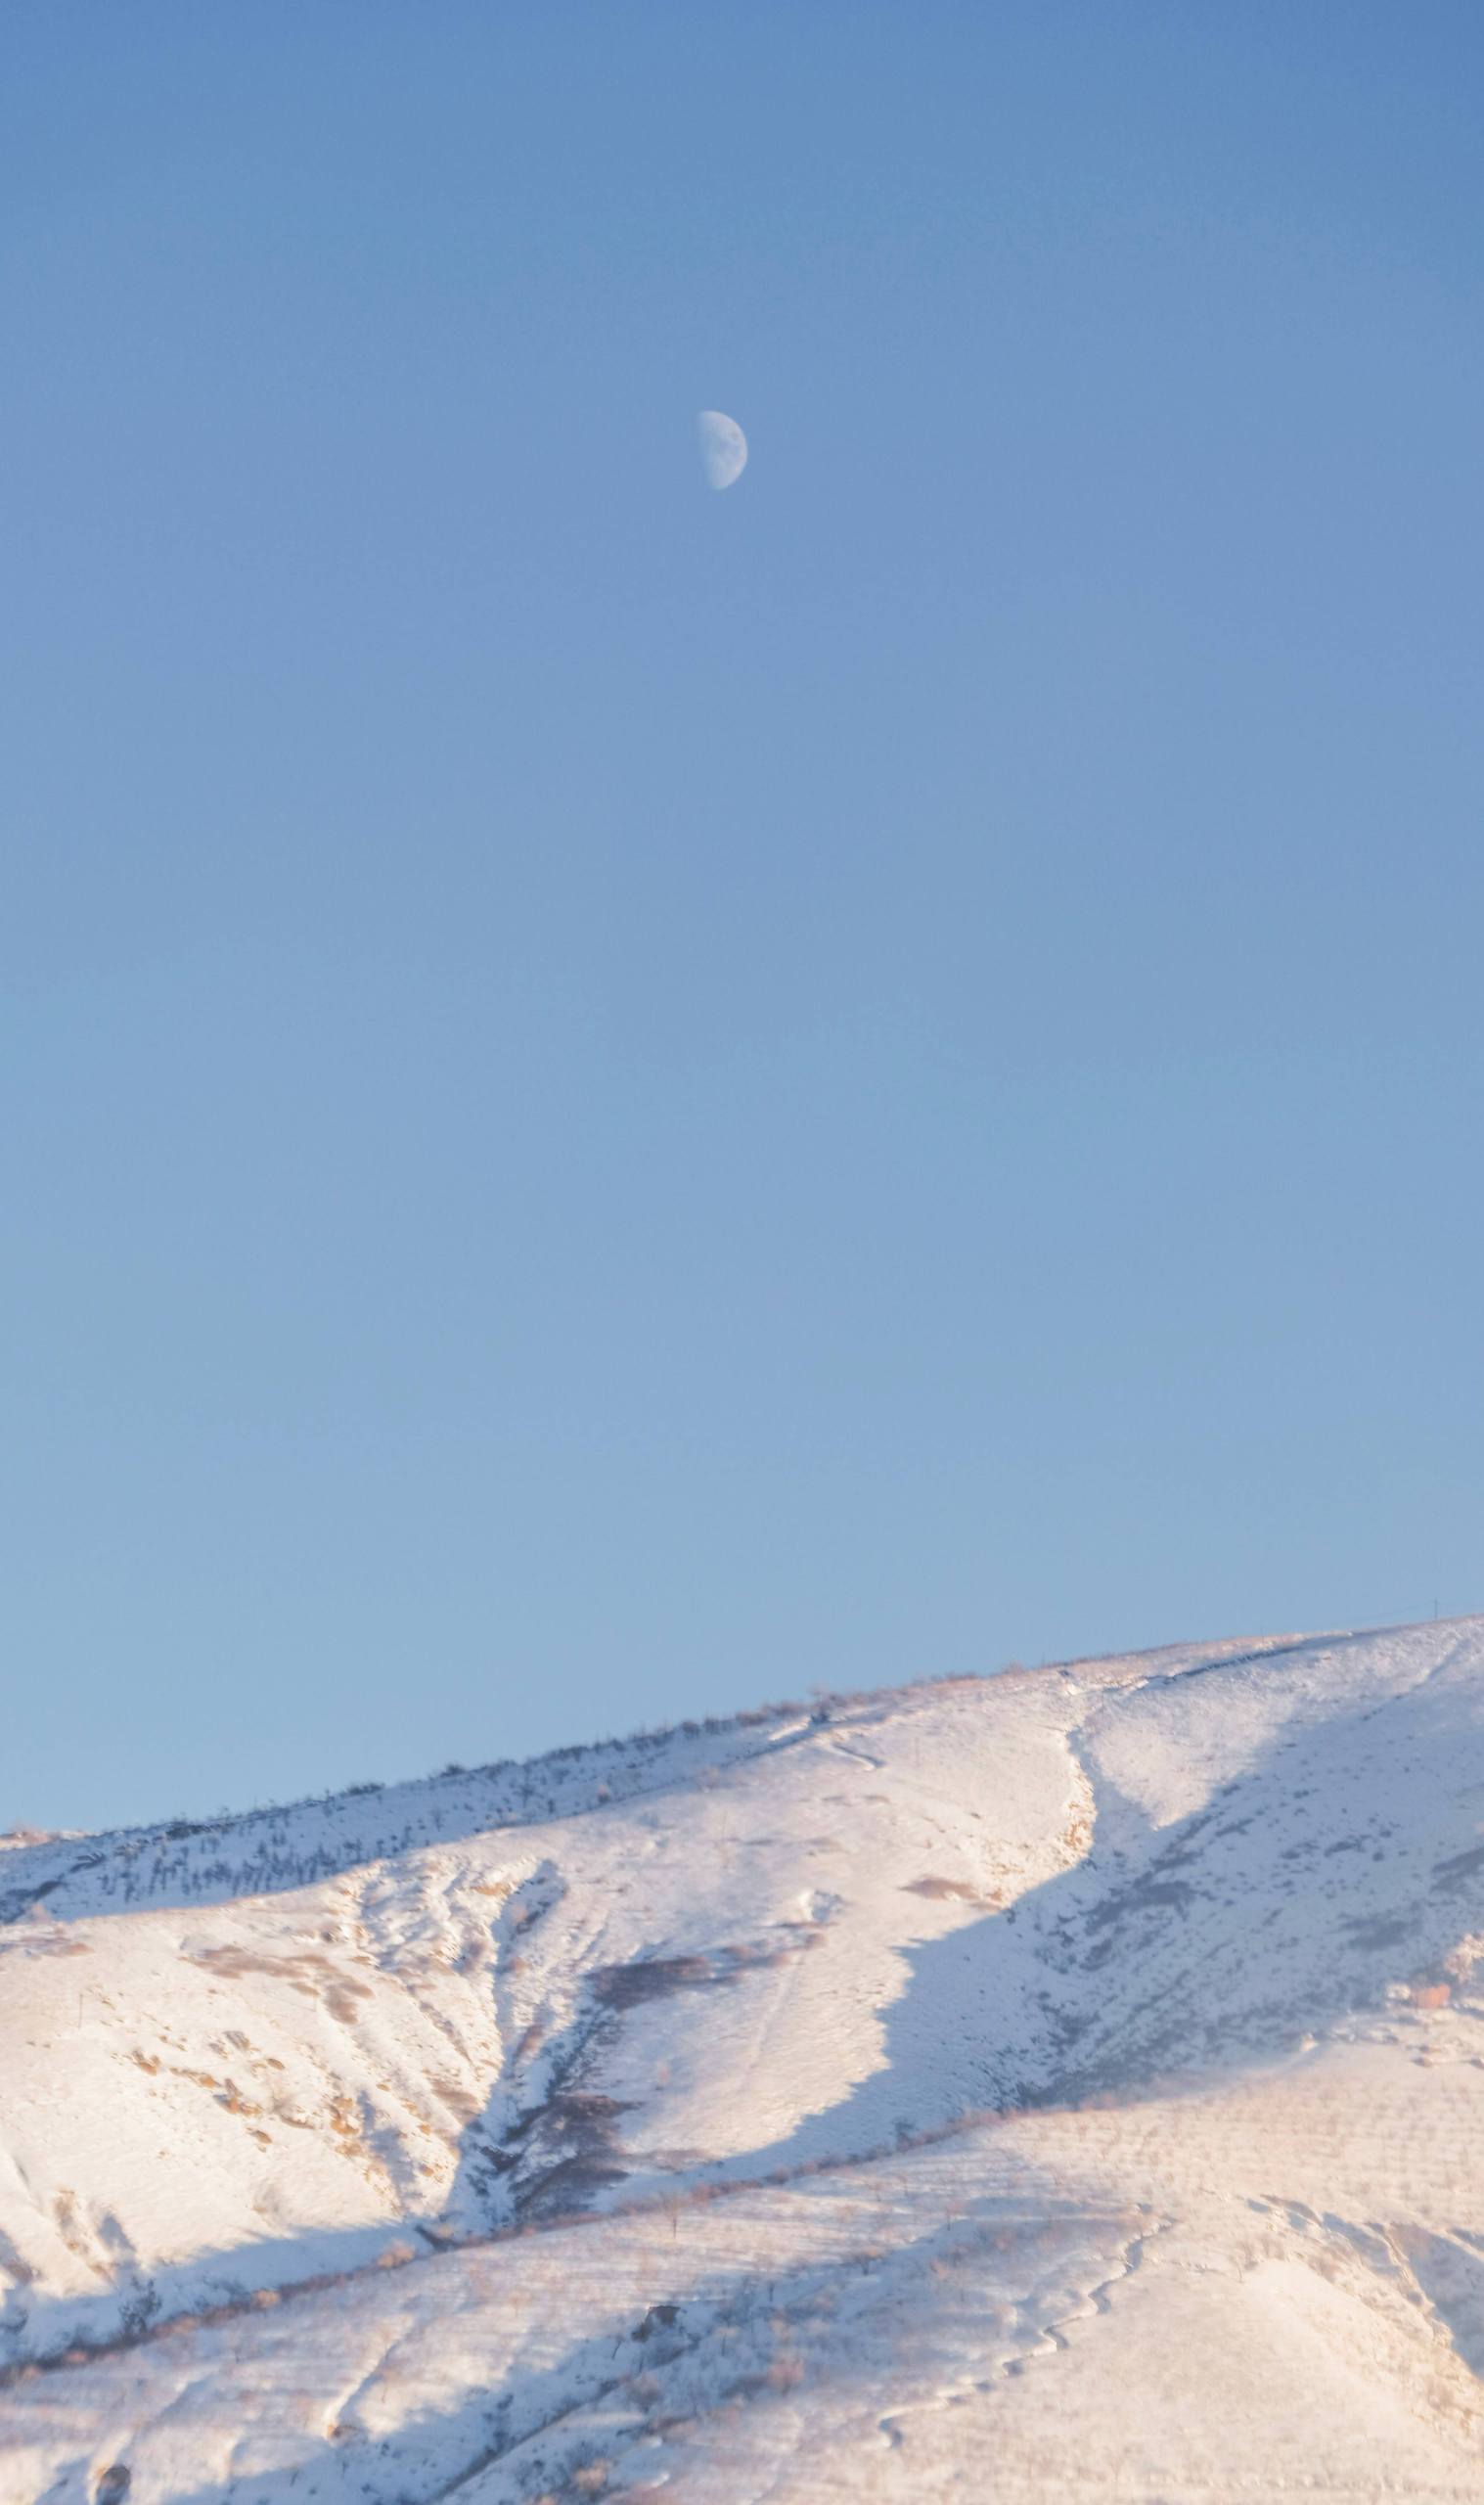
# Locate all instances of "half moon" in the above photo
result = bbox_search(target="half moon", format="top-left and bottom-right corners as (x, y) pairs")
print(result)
(697, 409), (747, 490)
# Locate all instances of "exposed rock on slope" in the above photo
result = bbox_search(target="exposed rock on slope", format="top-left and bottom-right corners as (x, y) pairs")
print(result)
(7, 1618), (1484, 2500)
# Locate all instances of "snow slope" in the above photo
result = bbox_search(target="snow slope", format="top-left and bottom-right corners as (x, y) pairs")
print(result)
(7, 1617), (1484, 2500)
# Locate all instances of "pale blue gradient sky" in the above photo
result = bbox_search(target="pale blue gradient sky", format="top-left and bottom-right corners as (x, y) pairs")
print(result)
(4, 4), (1481, 1831)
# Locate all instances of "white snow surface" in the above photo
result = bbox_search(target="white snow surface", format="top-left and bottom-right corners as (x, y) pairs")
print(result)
(7, 1617), (1484, 2499)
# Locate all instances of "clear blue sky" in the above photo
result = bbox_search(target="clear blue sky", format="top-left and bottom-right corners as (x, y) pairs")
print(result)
(5, 4), (1481, 1833)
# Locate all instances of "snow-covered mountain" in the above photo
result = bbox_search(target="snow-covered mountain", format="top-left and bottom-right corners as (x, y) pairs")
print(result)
(8, 1617), (1484, 2501)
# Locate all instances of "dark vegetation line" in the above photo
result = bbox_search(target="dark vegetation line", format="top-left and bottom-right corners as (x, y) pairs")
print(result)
(0, 2088), (1054, 2393)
